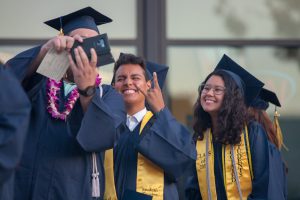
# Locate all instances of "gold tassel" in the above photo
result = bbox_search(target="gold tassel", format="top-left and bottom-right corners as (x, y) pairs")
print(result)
(273, 107), (288, 151)
(59, 28), (64, 36)
(59, 17), (64, 36)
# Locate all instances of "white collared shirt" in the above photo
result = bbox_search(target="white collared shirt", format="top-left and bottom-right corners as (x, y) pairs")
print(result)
(126, 107), (147, 131)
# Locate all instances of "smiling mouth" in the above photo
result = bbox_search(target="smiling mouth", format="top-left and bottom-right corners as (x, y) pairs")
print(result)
(122, 89), (137, 95)
(205, 99), (215, 103)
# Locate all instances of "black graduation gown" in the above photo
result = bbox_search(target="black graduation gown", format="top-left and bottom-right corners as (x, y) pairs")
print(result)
(0, 67), (31, 200)
(5, 46), (126, 200)
(185, 121), (287, 200)
(114, 108), (197, 200)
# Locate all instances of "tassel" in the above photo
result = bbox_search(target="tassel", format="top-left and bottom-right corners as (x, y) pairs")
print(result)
(92, 152), (100, 197)
(91, 86), (103, 198)
(92, 172), (100, 197)
(58, 17), (64, 36)
(273, 107), (288, 151)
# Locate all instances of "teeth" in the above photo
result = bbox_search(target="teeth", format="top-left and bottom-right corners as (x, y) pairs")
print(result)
(205, 99), (214, 103)
(123, 89), (136, 94)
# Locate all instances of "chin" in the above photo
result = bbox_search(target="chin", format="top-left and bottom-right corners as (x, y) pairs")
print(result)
(123, 97), (138, 106)
(203, 107), (217, 114)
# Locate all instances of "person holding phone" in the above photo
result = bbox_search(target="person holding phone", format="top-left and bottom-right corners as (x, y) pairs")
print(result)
(5, 7), (125, 200)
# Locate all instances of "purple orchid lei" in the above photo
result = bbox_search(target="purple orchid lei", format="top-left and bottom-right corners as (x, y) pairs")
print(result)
(46, 74), (101, 120)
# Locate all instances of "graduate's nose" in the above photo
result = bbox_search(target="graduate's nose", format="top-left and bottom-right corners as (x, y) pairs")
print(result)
(124, 77), (133, 86)
(206, 88), (215, 96)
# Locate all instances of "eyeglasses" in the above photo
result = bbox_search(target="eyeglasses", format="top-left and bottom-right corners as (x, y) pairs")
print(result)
(200, 84), (226, 95)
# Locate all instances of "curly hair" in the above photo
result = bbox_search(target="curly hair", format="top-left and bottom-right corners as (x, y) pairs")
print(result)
(193, 70), (248, 145)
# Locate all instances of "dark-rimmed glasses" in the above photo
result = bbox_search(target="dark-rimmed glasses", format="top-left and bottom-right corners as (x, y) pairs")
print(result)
(200, 84), (226, 95)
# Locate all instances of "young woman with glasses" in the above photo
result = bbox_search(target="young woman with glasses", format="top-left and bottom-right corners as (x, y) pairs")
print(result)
(185, 56), (287, 200)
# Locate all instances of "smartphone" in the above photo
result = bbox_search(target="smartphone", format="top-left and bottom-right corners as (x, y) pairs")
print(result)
(71, 33), (115, 67)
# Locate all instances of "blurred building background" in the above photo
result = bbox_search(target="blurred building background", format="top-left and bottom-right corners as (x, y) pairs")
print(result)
(1, 0), (299, 199)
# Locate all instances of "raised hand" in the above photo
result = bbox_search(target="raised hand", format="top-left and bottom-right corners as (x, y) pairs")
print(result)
(42, 35), (81, 53)
(68, 46), (98, 90)
(135, 72), (165, 113)
(28, 35), (84, 78)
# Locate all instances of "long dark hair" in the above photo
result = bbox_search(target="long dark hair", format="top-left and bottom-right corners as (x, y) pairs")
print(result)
(193, 70), (248, 145)
(248, 108), (280, 148)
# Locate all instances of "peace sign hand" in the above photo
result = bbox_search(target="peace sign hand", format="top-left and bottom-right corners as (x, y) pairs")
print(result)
(135, 72), (165, 113)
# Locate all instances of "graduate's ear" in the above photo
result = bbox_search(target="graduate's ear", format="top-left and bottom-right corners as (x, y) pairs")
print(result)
(146, 79), (152, 90)
(111, 76), (115, 88)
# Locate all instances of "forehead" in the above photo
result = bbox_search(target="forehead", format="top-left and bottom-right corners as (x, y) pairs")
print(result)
(68, 28), (98, 38)
(115, 64), (145, 76)
(206, 75), (224, 86)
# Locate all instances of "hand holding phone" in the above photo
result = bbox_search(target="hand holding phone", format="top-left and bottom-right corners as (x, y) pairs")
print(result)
(71, 33), (114, 67)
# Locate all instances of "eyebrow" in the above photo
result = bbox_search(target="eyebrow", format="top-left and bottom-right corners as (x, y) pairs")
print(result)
(204, 84), (225, 88)
(116, 75), (126, 79)
(69, 35), (88, 39)
(131, 73), (143, 77)
(116, 73), (143, 79)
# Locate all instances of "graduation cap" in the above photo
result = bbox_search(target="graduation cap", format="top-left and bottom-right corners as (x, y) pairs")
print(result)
(44, 7), (112, 35)
(146, 61), (169, 89)
(259, 88), (281, 107)
(253, 88), (286, 150)
(214, 54), (264, 106)
(251, 88), (281, 110)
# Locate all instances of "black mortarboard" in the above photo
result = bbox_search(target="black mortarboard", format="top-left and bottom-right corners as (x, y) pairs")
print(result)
(260, 88), (281, 107)
(146, 61), (169, 89)
(250, 88), (281, 110)
(214, 54), (264, 106)
(44, 7), (112, 35)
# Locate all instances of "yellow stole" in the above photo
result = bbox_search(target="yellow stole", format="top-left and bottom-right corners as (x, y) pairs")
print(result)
(104, 111), (164, 200)
(136, 111), (164, 199)
(196, 127), (253, 200)
(103, 148), (118, 200)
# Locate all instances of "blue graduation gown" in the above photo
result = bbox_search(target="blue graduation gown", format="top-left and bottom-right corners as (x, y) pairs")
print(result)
(185, 121), (287, 200)
(114, 108), (197, 200)
(0, 67), (31, 200)
(5, 47), (126, 200)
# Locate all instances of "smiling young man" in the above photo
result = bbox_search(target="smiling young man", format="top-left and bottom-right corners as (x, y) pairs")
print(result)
(110, 53), (196, 200)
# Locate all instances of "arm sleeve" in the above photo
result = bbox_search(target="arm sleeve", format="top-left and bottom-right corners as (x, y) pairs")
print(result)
(5, 46), (41, 82)
(247, 121), (269, 200)
(185, 163), (202, 200)
(247, 121), (287, 200)
(136, 108), (197, 181)
(267, 141), (288, 200)
(0, 67), (31, 184)
(5, 46), (45, 97)
(68, 85), (126, 152)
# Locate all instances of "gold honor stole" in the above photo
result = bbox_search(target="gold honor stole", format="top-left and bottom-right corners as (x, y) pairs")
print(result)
(103, 148), (118, 200)
(136, 111), (164, 200)
(103, 111), (164, 200)
(196, 127), (253, 200)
